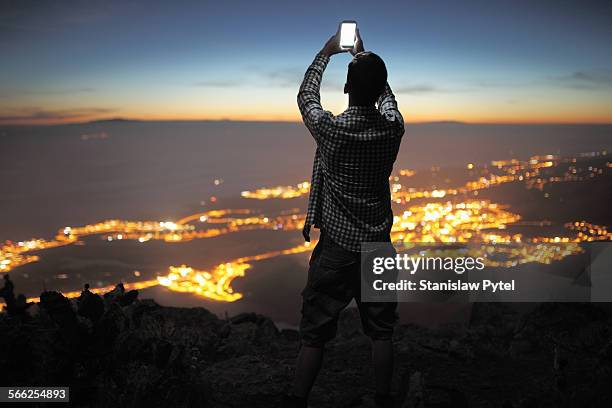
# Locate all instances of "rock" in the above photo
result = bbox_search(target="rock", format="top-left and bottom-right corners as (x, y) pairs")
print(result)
(218, 322), (231, 338)
(469, 302), (517, 328)
(4, 285), (612, 408)
(203, 355), (287, 408)
(39, 290), (82, 346)
(97, 302), (129, 346)
(230, 312), (279, 339)
(280, 328), (299, 342)
(125, 299), (162, 327)
(448, 338), (474, 360)
(78, 291), (104, 323)
(256, 316), (280, 342)
(508, 338), (533, 358)
(119, 289), (139, 306)
(403, 371), (425, 408)
(230, 312), (259, 324)
(218, 322), (259, 357)
(39, 291), (77, 328)
(598, 339), (612, 367)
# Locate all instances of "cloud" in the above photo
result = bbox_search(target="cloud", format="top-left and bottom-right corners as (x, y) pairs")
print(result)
(234, 65), (305, 88)
(263, 67), (304, 87)
(469, 71), (612, 92)
(0, 107), (115, 124)
(7, 87), (96, 96)
(474, 80), (520, 88)
(239, 70), (463, 94)
(395, 85), (439, 94)
(567, 71), (612, 83)
(551, 70), (612, 90)
(395, 84), (466, 94)
(22, 87), (96, 96)
(0, 1), (129, 35)
(193, 80), (242, 88)
(193, 67), (306, 89)
(0, 87), (96, 100)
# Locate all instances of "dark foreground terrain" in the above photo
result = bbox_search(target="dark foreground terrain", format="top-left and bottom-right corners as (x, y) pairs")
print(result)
(1, 290), (612, 408)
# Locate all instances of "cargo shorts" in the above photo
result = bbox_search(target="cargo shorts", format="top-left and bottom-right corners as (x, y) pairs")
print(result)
(299, 231), (398, 347)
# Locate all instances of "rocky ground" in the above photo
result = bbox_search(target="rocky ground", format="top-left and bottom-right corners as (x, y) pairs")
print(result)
(1, 293), (612, 408)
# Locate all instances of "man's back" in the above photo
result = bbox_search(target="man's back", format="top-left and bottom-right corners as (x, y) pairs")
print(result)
(298, 52), (404, 251)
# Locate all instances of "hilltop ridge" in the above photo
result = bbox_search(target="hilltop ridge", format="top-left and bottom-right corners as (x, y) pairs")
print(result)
(2, 288), (612, 407)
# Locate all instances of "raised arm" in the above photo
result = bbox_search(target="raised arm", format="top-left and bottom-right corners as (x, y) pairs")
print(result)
(297, 53), (329, 134)
(377, 83), (404, 128)
(297, 32), (348, 135)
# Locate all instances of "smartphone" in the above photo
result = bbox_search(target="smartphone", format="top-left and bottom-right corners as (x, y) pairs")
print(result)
(339, 20), (357, 49)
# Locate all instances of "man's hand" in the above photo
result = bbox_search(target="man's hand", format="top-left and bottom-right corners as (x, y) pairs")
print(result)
(319, 32), (348, 57)
(350, 28), (364, 56)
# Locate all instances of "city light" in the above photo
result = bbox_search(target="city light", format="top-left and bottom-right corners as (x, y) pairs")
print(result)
(1, 151), (609, 303)
(241, 182), (310, 199)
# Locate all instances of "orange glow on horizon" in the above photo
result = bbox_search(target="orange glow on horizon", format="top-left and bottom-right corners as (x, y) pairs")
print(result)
(3, 112), (612, 126)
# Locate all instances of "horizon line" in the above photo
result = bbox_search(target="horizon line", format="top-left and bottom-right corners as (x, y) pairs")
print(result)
(2, 117), (612, 127)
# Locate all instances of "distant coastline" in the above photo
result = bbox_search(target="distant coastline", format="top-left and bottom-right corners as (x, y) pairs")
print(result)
(3, 117), (612, 128)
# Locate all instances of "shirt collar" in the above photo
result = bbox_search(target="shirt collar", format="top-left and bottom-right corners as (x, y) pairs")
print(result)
(344, 105), (378, 114)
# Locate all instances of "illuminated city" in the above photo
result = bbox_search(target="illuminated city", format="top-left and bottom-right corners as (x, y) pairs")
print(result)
(1, 151), (609, 304)
(241, 182), (311, 199)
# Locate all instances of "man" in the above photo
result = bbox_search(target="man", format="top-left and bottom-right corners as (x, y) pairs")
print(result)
(77, 283), (105, 323)
(0, 274), (16, 310)
(284, 28), (404, 408)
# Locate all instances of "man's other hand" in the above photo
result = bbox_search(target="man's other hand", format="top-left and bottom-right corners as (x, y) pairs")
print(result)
(350, 28), (364, 56)
(320, 32), (348, 57)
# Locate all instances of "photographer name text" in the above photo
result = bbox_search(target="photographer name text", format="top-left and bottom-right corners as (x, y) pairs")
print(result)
(373, 279), (515, 293)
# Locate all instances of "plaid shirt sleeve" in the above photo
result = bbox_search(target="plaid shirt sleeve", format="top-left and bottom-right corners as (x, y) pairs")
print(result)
(297, 53), (330, 242)
(297, 53), (332, 140)
(378, 83), (404, 130)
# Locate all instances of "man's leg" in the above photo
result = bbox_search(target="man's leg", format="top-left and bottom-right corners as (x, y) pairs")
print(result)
(355, 294), (398, 404)
(292, 345), (324, 398)
(287, 231), (357, 406)
(357, 242), (398, 404)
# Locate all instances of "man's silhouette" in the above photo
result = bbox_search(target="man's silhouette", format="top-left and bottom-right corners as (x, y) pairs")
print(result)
(0, 274), (16, 311)
(13, 294), (33, 317)
(104, 282), (125, 302)
(285, 28), (404, 408)
(77, 283), (104, 323)
(81, 283), (92, 295)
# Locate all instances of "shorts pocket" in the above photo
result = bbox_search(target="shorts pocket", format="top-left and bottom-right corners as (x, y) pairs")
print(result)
(317, 238), (357, 270)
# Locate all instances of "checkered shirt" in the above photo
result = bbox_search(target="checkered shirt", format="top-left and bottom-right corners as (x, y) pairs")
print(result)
(298, 53), (405, 252)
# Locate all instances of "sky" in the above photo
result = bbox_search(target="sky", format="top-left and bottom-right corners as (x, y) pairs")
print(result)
(1, 0), (611, 125)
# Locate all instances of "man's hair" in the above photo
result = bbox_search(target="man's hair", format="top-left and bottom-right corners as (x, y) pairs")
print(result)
(346, 52), (387, 105)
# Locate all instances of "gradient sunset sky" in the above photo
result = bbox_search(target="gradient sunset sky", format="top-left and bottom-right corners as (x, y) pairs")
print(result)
(1, 0), (611, 125)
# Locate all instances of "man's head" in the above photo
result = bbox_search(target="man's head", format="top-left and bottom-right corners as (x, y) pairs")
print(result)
(344, 51), (387, 106)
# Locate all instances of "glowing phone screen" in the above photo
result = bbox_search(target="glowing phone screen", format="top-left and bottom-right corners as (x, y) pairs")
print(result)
(339, 22), (356, 49)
